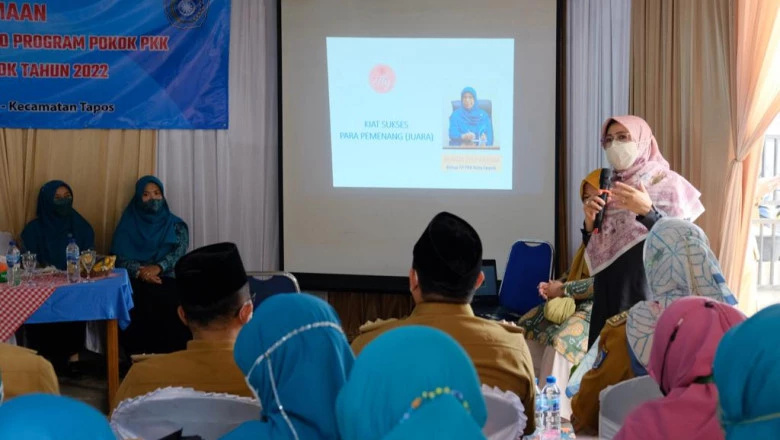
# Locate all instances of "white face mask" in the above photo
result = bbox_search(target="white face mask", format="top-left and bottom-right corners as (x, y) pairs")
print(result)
(240, 300), (253, 324)
(606, 140), (639, 171)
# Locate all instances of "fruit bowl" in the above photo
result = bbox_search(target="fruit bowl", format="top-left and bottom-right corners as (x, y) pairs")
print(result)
(81, 255), (117, 278)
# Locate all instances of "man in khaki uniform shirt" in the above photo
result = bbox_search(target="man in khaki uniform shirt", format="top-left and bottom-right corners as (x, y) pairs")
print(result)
(570, 311), (634, 434)
(0, 342), (59, 400)
(113, 243), (253, 410)
(351, 212), (536, 435)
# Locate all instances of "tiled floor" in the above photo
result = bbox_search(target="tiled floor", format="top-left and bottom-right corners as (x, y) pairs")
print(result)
(60, 373), (109, 414)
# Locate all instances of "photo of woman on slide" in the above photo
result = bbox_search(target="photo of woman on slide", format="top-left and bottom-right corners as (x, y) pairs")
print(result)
(448, 86), (495, 147)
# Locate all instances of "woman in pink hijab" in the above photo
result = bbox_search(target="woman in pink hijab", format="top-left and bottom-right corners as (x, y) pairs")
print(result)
(582, 115), (704, 348)
(614, 296), (746, 440)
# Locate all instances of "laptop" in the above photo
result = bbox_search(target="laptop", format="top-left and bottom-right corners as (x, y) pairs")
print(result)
(471, 260), (524, 322)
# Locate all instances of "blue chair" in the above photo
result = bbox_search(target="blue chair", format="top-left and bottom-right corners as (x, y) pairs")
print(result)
(247, 271), (300, 307)
(498, 240), (553, 315)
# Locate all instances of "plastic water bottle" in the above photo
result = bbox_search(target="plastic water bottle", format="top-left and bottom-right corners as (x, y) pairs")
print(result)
(534, 377), (545, 435)
(66, 238), (80, 284)
(5, 241), (20, 286)
(542, 376), (561, 439)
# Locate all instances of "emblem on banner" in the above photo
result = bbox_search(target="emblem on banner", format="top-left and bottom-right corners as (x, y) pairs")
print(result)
(164, 0), (208, 29)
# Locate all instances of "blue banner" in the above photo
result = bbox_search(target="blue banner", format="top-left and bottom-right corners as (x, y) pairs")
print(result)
(0, 0), (230, 129)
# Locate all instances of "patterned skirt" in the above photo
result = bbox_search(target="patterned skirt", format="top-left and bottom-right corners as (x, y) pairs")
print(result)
(517, 279), (594, 365)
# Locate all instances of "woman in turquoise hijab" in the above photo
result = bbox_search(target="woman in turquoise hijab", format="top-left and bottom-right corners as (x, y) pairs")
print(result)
(221, 294), (354, 440)
(336, 326), (488, 440)
(448, 87), (494, 147)
(22, 181), (94, 374)
(112, 175), (188, 280)
(21, 180), (94, 270)
(714, 303), (780, 439)
(0, 394), (115, 439)
(113, 176), (191, 354)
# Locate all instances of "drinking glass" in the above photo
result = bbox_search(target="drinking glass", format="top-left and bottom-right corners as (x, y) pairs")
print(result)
(21, 252), (36, 284)
(80, 249), (97, 282)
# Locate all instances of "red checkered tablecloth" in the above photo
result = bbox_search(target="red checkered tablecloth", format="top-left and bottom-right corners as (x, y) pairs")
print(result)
(0, 274), (70, 342)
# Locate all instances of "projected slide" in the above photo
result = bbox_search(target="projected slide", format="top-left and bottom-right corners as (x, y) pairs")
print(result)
(326, 38), (514, 190)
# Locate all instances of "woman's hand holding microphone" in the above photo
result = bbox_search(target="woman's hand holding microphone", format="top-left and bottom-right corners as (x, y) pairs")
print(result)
(583, 193), (608, 233)
(583, 182), (652, 233)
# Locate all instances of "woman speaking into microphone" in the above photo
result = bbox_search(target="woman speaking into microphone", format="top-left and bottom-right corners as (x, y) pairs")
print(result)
(582, 115), (704, 348)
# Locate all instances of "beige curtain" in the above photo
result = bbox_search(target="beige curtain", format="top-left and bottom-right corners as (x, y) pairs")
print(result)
(0, 129), (156, 253)
(718, 0), (780, 314)
(630, 0), (780, 314)
(630, 0), (734, 258)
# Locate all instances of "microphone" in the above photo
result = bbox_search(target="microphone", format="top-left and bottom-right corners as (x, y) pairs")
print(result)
(593, 168), (613, 234)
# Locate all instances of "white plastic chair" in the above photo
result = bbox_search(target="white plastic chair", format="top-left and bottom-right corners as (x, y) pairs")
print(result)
(0, 232), (13, 248)
(111, 387), (261, 440)
(481, 385), (526, 440)
(598, 376), (662, 439)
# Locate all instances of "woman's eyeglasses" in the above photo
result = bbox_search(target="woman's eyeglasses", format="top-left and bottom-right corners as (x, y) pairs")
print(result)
(601, 132), (632, 147)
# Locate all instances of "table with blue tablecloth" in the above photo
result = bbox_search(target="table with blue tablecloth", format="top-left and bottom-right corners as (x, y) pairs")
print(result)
(26, 269), (134, 329)
(21, 269), (134, 404)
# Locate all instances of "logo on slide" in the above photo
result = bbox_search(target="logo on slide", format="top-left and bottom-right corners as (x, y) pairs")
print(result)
(369, 64), (396, 93)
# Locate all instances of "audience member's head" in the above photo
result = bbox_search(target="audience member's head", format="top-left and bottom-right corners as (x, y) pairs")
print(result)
(0, 394), (115, 439)
(175, 243), (252, 335)
(714, 303), (780, 439)
(626, 218), (738, 370)
(580, 168), (602, 202)
(225, 294), (354, 440)
(615, 297), (745, 440)
(411, 212), (484, 304)
(336, 326), (487, 440)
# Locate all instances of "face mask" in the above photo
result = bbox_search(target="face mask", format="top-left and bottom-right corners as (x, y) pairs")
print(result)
(606, 140), (639, 171)
(240, 300), (254, 324)
(53, 198), (73, 217)
(142, 199), (164, 213)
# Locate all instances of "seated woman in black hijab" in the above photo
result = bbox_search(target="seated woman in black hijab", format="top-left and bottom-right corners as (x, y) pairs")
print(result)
(112, 176), (191, 355)
(21, 180), (95, 373)
(21, 180), (94, 269)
